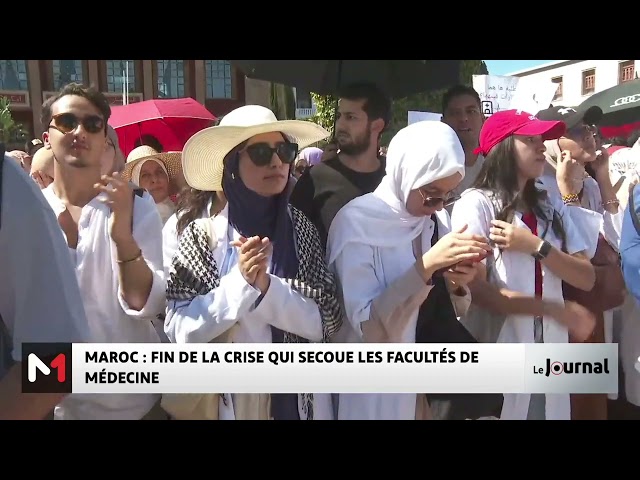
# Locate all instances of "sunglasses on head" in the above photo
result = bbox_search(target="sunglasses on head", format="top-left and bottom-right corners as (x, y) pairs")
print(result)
(566, 124), (596, 139)
(49, 112), (105, 135)
(243, 142), (299, 167)
(418, 189), (459, 208)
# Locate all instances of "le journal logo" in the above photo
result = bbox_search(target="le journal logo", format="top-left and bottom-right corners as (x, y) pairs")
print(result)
(533, 358), (611, 377)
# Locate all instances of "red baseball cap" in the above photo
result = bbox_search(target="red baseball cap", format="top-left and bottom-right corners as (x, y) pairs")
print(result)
(474, 109), (566, 156)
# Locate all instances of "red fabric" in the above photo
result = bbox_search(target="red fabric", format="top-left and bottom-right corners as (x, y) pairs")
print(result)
(599, 120), (640, 140)
(474, 110), (567, 156)
(108, 98), (217, 157)
(522, 212), (542, 298)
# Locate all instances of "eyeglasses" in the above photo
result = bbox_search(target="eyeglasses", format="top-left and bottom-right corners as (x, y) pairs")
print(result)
(418, 189), (459, 208)
(243, 142), (299, 167)
(49, 112), (105, 135)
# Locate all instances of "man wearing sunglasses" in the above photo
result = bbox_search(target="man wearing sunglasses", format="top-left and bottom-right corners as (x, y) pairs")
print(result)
(39, 83), (167, 420)
(290, 82), (391, 250)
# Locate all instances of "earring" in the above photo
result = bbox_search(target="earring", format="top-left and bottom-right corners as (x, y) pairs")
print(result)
(231, 172), (236, 180)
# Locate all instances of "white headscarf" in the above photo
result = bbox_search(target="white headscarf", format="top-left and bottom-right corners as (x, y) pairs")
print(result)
(131, 158), (169, 188)
(326, 121), (465, 265)
(130, 157), (175, 224)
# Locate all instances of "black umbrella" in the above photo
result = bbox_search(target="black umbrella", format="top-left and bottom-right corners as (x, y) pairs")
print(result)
(578, 78), (640, 137)
(229, 60), (462, 98)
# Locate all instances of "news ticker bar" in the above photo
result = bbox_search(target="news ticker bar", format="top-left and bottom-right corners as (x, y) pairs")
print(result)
(22, 342), (618, 395)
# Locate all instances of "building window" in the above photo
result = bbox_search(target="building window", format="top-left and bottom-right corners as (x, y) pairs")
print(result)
(205, 60), (233, 99)
(105, 60), (137, 93)
(52, 60), (84, 90)
(551, 76), (563, 101)
(156, 60), (185, 98)
(296, 89), (313, 109)
(582, 69), (595, 96)
(0, 60), (28, 90)
(619, 60), (635, 83)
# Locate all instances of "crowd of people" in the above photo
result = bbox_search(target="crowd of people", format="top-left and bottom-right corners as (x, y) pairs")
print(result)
(1, 79), (640, 420)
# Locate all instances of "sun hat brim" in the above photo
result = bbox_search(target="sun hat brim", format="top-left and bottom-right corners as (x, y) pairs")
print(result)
(121, 151), (183, 183)
(181, 120), (330, 192)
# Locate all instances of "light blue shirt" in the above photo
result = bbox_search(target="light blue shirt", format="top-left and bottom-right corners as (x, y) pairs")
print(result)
(621, 185), (640, 304)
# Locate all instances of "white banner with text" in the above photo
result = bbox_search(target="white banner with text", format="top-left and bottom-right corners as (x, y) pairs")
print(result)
(25, 343), (616, 395)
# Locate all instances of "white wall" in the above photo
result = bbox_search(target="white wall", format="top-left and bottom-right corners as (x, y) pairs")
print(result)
(510, 60), (639, 107)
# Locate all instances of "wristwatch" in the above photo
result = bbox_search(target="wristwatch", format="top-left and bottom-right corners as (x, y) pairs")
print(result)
(532, 240), (552, 261)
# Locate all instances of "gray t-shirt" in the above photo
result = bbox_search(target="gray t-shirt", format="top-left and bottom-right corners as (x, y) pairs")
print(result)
(0, 155), (88, 381)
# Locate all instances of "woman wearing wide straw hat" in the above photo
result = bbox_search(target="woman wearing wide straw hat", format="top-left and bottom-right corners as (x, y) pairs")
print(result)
(164, 105), (344, 420)
(122, 146), (182, 224)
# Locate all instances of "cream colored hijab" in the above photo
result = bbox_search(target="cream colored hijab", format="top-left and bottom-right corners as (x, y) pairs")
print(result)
(130, 157), (174, 224)
(131, 158), (169, 188)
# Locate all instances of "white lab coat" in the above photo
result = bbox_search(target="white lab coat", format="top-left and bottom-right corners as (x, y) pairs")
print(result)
(164, 204), (333, 420)
(451, 188), (591, 420)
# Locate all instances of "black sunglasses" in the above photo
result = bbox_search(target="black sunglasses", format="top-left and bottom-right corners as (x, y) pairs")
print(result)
(49, 112), (105, 135)
(418, 189), (459, 208)
(243, 142), (299, 167)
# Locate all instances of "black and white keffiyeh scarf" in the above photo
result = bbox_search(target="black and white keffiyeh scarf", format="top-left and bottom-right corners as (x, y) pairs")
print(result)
(166, 206), (343, 420)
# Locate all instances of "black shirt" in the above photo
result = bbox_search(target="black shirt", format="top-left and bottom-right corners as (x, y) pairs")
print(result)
(289, 156), (386, 250)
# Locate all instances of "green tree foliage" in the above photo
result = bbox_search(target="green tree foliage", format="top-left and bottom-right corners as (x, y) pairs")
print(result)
(0, 96), (26, 145)
(306, 60), (489, 145)
(308, 93), (337, 133)
(306, 93), (337, 148)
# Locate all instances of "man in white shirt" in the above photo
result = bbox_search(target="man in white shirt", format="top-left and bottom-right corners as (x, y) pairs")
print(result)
(0, 151), (89, 420)
(441, 85), (486, 210)
(39, 83), (166, 420)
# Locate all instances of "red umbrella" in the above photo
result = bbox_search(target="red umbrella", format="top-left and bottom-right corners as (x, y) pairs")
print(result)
(108, 98), (217, 157)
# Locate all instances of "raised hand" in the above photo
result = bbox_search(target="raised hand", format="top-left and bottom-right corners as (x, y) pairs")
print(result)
(95, 172), (135, 244)
(489, 219), (541, 254)
(230, 236), (271, 288)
